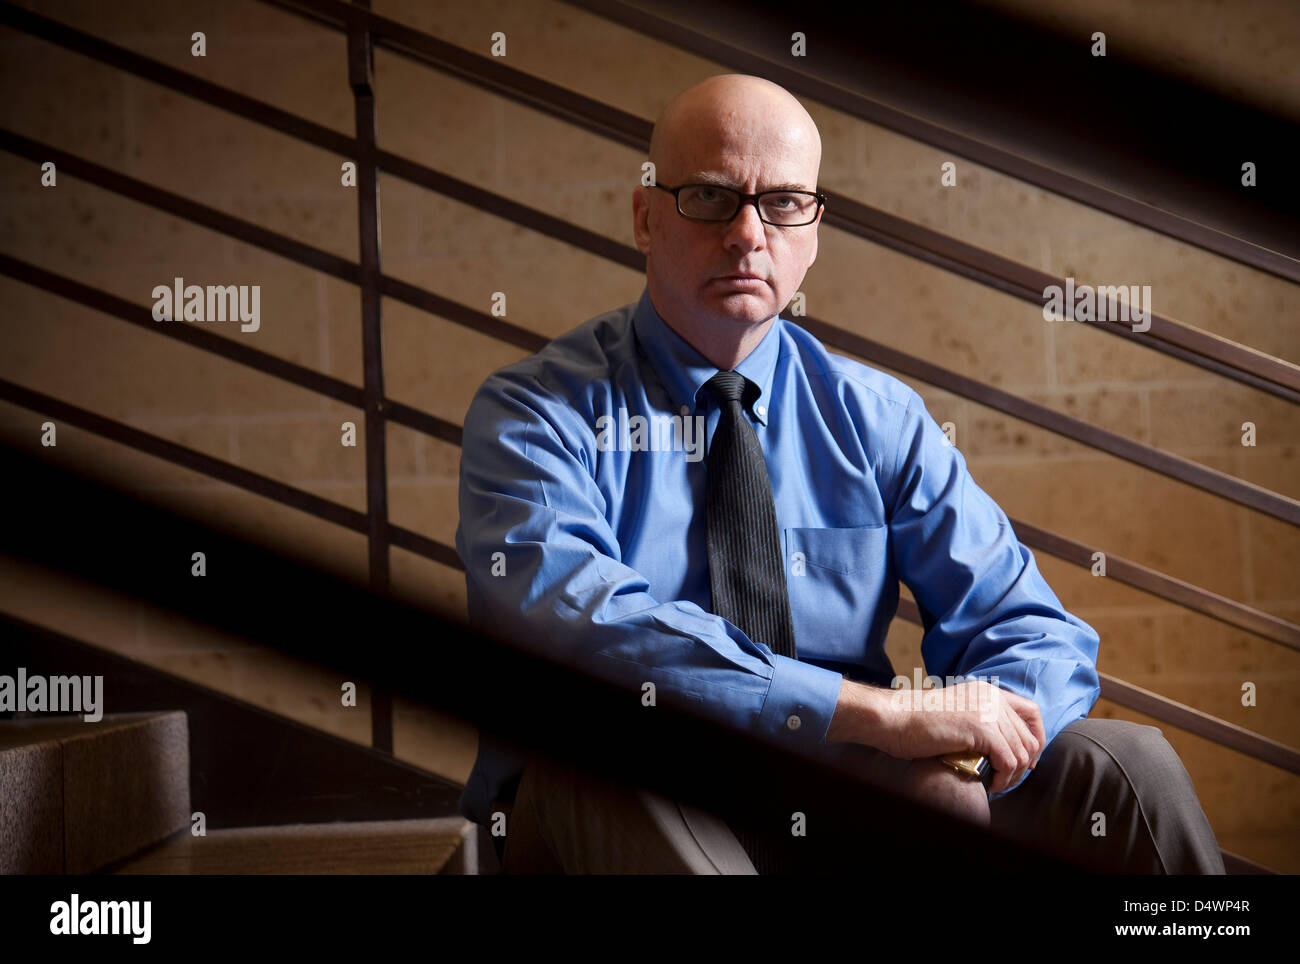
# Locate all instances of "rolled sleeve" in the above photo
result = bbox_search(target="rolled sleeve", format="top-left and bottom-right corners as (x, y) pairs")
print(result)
(759, 653), (845, 746)
(459, 374), (848, 760)
(887, 392), (1101, 772)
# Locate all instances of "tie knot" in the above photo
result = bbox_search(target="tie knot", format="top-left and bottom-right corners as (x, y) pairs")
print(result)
(705, 370), (748, 404)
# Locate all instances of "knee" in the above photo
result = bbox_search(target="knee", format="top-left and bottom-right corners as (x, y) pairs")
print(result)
(1056, 719), (1185, 791)
(1110, 723), (1190, 794)
(1060, 719), (1173, 764)
(901, 758), (990, 827)
(1125, 724), (1178, 766)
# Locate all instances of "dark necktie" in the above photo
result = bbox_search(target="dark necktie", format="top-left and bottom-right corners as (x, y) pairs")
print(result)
(704, 371), (798, 660)
(702, 370), (800, 874)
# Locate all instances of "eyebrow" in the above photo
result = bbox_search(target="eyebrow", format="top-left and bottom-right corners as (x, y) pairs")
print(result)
(682, 172), (813, 192)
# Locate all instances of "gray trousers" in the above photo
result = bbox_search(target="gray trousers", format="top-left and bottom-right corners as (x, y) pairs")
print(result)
(497, 718), (1225, 874)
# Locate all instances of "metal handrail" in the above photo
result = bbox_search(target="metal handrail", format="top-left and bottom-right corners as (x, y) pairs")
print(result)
(1, 385), (1294, 778)
(3, 251), (1297, 647)
(270, 0), (1300, 399)
(893, 602), (1299, 775)
(4, 0), (1297, 400)
(3, 133), (1296, 526)
(566, 0), (1300, 288)
(2, 0), (1296, 776)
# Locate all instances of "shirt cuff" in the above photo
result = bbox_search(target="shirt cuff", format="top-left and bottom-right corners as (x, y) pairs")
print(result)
(758, 654), (844, 747)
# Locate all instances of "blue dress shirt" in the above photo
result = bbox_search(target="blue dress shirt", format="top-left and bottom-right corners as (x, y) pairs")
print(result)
(454, 286), (1100, 826)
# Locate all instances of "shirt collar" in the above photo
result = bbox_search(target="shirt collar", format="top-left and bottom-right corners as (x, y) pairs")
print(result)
(631, 286), (780, 425)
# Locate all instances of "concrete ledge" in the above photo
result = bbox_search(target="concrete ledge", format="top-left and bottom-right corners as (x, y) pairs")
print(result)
(0, 739), (63, 873)
(116, 817), (476, 874)
(0, 711), (190, 873)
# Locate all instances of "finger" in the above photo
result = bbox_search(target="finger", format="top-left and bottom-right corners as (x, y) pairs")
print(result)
(999, 715), (1034, 790)
(1006, 705), (1040, 770)
(983, 730), (1018, 794)
(997, 715), (1031, 787)
(995, 688), (1044, 768)
(988, 753), (1015, 794)
(1010, 695), (1046, 762)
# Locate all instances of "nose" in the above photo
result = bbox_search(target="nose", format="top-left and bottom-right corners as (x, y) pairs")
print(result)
(722, 198), (767, 255)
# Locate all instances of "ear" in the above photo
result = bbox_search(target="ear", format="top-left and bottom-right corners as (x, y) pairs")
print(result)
(633, 186), (652, 256)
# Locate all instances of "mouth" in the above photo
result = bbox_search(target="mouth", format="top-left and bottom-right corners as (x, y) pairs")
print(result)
(714, 274), (766, 284)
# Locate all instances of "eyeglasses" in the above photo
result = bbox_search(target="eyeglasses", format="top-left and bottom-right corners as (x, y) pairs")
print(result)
(652, 182), (826, 226)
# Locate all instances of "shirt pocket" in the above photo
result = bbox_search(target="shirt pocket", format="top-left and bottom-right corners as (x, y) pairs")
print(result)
(784, 525), (895, 665)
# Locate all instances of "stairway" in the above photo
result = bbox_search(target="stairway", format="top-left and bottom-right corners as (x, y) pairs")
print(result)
(0, 711), (477, 874)
(115, 817), (476, 874)
(0, 711), (188, 873)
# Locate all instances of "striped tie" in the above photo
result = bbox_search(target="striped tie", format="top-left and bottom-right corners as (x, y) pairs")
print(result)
(703, 370), (800, 874)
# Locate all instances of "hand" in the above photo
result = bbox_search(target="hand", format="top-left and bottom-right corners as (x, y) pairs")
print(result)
(882, 681), (1045, 794)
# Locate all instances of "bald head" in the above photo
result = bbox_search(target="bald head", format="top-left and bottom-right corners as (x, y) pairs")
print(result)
(633, 75), (824, 370)
(648, 74), (821, 188)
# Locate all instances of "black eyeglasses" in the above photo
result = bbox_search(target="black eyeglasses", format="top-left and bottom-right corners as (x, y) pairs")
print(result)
(652, 182), (826, 226)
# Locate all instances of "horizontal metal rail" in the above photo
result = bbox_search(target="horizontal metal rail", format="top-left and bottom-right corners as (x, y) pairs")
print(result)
(269, 0), (1300, 400)
(565, 0), (1300, 288)
(1009, 519), (1300, 651)
(0, 254), (467, 446)
(820, 195), (1300, 401)
(0, 377), (463, 570)
(2, 0), (1297, 779)
(0, 304), (1294, 653)
(3, 131), (1295, 527)
(792, 313), (1300, 526)
(893, 600), (1300, 776)
(2, 375), (1294, 770)
(5, 0), (1297, 402)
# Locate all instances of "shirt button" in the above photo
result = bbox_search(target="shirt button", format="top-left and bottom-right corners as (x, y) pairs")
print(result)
(786, 714), (802, 731)
(755, 404), (767, 418)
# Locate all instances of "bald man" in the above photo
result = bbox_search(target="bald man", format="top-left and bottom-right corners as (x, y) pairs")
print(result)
(455, 75), (1224, 874)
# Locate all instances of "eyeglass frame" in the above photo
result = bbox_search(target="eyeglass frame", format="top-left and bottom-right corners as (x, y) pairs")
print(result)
(650, 181), (827, 226)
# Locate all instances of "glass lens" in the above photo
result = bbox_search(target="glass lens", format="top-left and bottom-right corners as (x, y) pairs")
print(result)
(676, 185), (818, 224)
(759, 192), (818, 225)
(677, 185), (739, 220)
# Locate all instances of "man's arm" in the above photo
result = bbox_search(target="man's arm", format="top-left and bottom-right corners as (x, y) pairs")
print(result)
(455, 373), (844, 757)
(826, 676), (1047, 795)
(865, 391), (1101, 794)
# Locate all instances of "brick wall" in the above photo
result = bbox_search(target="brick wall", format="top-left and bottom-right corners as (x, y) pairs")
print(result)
(0, 0), (1295, 869)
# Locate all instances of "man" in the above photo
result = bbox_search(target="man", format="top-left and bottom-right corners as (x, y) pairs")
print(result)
(455, 74), (1224, 874)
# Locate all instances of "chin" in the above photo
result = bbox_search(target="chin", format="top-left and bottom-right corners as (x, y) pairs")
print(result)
(710, 292), (775, 323)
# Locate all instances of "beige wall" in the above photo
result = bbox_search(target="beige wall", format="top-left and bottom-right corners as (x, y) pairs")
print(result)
(982, 0), (1300, 125)
(0, 0), (1296, 870)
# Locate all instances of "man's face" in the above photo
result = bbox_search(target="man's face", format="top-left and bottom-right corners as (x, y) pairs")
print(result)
(633, 106), (822, 341)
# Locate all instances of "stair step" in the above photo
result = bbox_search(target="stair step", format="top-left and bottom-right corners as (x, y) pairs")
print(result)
(0, 711), (190, 873)
(115, 817), (477, 874)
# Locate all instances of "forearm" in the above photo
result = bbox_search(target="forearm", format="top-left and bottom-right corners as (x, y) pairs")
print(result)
(825, 678), (898, 752)
(462, 517), (844, 748)
(886, 392), (1100, 758)
(460, 381), (849, 754)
